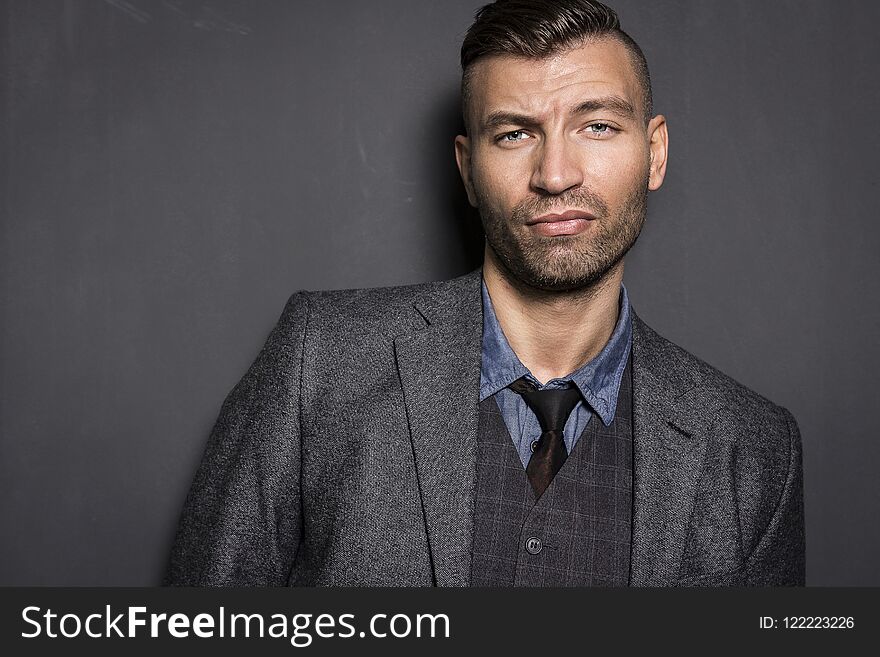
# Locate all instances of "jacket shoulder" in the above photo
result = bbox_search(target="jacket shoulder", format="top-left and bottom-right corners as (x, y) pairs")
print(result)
(307, 278), (443, 326)
(288, 268), (482, 338)
(633, 313), (793, 425)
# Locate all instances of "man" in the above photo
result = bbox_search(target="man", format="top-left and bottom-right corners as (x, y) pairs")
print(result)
(167, 0), (805, 587)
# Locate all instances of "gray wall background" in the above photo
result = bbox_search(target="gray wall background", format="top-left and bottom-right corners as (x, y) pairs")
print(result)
(1, 0), (877, 585)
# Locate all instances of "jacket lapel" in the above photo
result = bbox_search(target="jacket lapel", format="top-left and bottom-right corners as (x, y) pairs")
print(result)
(629, 314), (721, 586)
(393, 268), (483, 587)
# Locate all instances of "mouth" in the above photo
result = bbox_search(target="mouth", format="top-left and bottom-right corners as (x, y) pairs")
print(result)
(526, 209), (596, 236)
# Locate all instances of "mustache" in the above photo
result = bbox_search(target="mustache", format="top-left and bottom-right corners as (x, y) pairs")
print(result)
(511, 188), (609, 222)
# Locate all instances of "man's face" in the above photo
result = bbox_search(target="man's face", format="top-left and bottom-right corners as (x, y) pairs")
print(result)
(455, 37), (668, 292)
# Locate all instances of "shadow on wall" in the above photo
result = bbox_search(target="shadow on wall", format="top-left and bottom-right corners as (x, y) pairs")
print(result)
(425, 85), (485, 277)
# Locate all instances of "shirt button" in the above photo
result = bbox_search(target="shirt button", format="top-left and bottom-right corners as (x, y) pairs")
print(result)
(530, 440), (539, 453)
(525, 536), (543, 555)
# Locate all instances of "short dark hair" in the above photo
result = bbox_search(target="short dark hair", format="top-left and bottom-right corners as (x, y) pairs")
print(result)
(460, 0), (653, 128)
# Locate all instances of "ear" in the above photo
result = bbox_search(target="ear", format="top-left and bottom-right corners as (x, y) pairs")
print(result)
(646, 114), (669, 191)
(454, 134), (478, 207)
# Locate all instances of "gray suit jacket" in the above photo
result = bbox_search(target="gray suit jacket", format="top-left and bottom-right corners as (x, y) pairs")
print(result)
(167, 268), (805, 586)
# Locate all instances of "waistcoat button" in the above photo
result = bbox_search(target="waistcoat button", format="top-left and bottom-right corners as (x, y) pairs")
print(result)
(525, 536), (543, 555)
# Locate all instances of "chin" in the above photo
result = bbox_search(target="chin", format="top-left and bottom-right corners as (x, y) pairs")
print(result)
(510, 263), (609, 293)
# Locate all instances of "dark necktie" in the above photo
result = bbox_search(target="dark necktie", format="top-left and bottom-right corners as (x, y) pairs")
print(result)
(508, 377), (582, 499)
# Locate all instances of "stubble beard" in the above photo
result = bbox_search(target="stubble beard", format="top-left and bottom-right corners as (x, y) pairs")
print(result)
(477, 176), (649, 295)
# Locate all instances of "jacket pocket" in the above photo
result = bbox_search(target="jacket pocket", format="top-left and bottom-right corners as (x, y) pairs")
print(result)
(674, 564), (746, 587)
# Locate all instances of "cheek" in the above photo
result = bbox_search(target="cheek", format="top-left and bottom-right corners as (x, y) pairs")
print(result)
(472, 149), (531, 210)
(583, 144), (649, 198)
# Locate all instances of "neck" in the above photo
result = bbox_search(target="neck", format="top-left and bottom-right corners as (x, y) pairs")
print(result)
(483, 246), (624, 385)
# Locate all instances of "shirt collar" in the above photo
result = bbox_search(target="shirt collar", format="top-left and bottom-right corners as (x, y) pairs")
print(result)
(479, 277), (633, 426)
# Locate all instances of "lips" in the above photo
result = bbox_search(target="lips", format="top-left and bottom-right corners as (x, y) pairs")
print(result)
(526, 209), (596, 236)
(527, 209), (597, 225)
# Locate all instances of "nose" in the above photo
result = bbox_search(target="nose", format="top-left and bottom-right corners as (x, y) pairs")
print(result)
(530, 134), (584, 196)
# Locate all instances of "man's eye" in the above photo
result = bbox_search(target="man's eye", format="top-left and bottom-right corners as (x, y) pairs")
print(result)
(499, 130), (529, 142)
(587, 123), (614, 136)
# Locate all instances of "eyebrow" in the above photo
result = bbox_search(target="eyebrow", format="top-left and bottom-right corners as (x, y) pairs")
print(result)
(572, 95), (636, 120)
(480, 95), (637, 133)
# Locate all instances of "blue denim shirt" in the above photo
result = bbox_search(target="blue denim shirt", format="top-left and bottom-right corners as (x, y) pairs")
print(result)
(479, 278), (633, 468)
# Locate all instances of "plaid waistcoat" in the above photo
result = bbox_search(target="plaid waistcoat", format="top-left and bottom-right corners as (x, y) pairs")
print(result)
(469, 356), (633, 586)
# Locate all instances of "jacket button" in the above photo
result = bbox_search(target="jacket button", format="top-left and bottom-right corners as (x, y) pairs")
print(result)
(530, 440), (539, 452)
(525, 536), (543, 555)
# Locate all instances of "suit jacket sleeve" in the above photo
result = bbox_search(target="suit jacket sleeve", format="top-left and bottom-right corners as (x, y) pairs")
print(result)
(165, 292), (309, 586)
(744, 407), (806, 586)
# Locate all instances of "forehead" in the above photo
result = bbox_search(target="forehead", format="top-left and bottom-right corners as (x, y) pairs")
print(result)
(468, 38), (642, 121)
